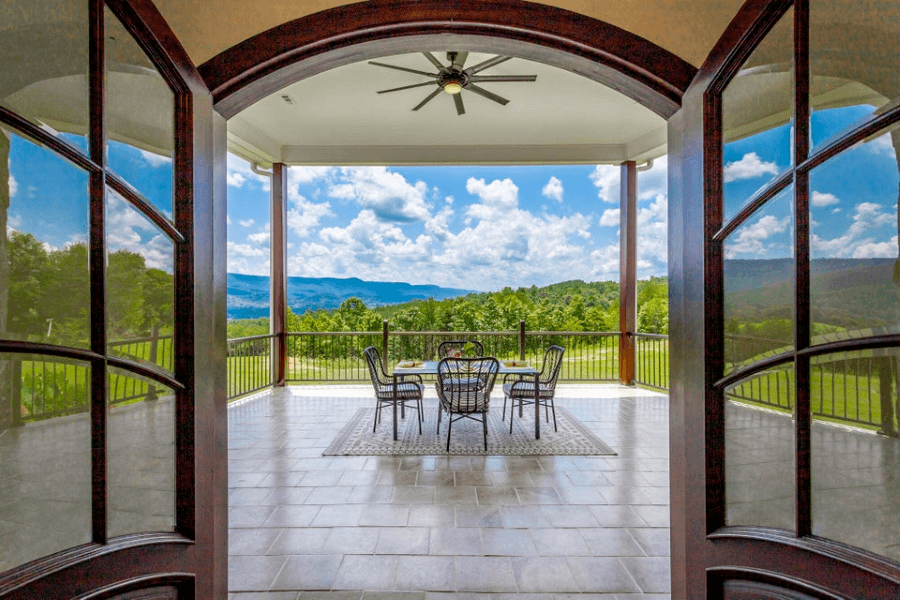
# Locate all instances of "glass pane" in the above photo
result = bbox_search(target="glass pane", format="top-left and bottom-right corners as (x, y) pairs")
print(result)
(105, 8), (174, 217)
(724, 185), (794, 373)
(107, 368), (175, 537)
(0, 354), (91, 571)
(1, 126), (90, 348)
(810, 0), (900, 149)
(810, 349), (900, 561)
(725, 363), (796, 530)
(722, 8), (794, 223)
(106, 189), (174, 373)
(0, 1), (89, 153)
(809, 124), (900, 338)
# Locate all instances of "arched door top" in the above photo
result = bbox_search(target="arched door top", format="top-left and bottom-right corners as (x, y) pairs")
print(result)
(199, 0), (697, 119)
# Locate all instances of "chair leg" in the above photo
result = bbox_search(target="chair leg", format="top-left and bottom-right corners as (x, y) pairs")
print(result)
(446, 413), (452, 452)
(482, 412), (488, 451)
(416, 399), (422, 435)
(509, 398), (515, 434)
(550, 397), (557, 432)
(437, 404), (442, 434)
(374, 402), (380, 432)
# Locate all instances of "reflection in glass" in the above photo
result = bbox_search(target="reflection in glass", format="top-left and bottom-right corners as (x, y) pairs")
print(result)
(722, 8), (794, 223)
(810, 0), (900, 149)
(105, 8), (174, 216)
(725, 364), (796, 530)
(107, 368), (175, 537)
(106, 189), (174, 373)
(809, 124), (900, 339)
(1, 127), (90, 348)
(0, 354), (91, 571)
(810, 350), (900, 561)
(724, 186), (794, 373)
(0, 1), (89, 153)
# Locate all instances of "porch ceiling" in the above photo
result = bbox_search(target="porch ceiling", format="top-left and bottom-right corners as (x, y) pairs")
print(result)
(225, 51), (668, 167)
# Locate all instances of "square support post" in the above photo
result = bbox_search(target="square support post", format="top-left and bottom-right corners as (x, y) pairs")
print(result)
(271, 163), (287, 386)
(619, 160), (638, 385)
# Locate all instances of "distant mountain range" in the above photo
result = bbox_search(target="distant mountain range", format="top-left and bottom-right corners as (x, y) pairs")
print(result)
(227, 273), (475, 319)
(725, 258), (899, 328)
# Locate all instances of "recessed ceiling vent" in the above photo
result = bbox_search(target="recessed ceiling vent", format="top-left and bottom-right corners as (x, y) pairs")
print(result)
(280, 94), (295, 105)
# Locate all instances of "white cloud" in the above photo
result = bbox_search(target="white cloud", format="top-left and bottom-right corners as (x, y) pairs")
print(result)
(588, 244), (620, 280)
(638, 156), (668, 201)
(599, 208), (620, 227)
(226, 214), (232, 225)
(542, 176), (564, 202)
(724, 152), (779, 183)
(811, 191), (839, 207)
(106, 191), (173, 271)
(137, 149), (172, 168)
(226, 153), (270, 191)
(8, 175), (17, 197)
(247, 231), (270, 245)
(465, 178), (518, 211)
(726, 214), (790, 257)
(812, 201), (897, 258)
(290, 166), (334, 184)
(867, 133), (897, 159)
(329, 167), (430, 222)
(287, 192), (333, 238)
(227, 171), (247, 188)
(852, 236), (898, 259)
(239, 219), (255, 227)
(227, 240), (267, 258)
(637, 193), (668, 272)
(589, 165), (619, 203)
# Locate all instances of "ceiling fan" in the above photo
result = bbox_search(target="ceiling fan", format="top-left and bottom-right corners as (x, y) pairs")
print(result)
(369, 51), (537, 116)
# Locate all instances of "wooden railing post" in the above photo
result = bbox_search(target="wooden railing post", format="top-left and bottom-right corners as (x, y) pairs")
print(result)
(877, 356), (897, 437)
(9, 359), (23, 427)
(619, 161), (637, 385)
(382, 320), (389, 371)
(145, 325), (159, 401)
(519, 320), (526, 360)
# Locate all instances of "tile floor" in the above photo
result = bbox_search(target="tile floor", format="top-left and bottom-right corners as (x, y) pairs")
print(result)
(227, 385), (672, 600)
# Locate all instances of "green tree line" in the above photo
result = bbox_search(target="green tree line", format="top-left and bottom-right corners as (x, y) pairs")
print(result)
(5, 231), (174, 347)
(227, 276), (669, 337)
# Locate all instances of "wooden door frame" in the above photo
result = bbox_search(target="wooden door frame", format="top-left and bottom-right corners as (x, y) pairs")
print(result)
(0, 0), (226, 597)
(668, 0), (900, 597)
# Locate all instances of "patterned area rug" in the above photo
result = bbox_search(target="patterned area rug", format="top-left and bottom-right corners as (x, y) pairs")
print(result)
(323, 406), (616, 456)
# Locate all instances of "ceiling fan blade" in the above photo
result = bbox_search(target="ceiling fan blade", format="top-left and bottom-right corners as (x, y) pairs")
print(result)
(466, 83), (509, 106)
(454, 93), (465, 116)
(468, 75), (537, 83)
(377, 81), (440, 94)
(368, 61), (437, 78)
(422, 52), (447, 72)
(450, 51), (469, 71)
(412, 87), (443, 111)
(464, 55), (512, 75)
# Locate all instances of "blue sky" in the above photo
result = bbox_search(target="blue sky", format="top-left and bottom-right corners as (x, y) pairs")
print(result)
(722, 107), (899, 262)
(226, 157), (669, 291)
(4, 103), (897, 293)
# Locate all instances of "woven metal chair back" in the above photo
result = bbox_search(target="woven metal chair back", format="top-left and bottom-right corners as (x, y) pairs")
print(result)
(363, 346), (390, 389)
(539, 345), (565, 392)
(437, 339), (485, 359)
(436, 356), (499, 413)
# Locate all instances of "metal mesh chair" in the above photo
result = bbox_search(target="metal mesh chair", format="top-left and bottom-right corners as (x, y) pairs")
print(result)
(502, 345), (565, 433)
(435, 356), (500, 451)
(437, 339), (484, 359)
(363, 346), (424, 434)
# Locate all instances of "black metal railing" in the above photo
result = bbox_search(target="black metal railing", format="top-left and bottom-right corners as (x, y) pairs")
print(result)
(228, 334), (275, 398)
(284, 330), (620, 384)
(634, 333), (669, 390)
(10, 330), (175, 423)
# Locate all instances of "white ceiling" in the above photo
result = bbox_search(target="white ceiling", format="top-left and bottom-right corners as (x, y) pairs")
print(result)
(227, 51), (668, 167)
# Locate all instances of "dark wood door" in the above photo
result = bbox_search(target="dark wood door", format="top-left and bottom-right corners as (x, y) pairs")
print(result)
(669, 0), (900, 597)
(0, 0), (225, 598)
